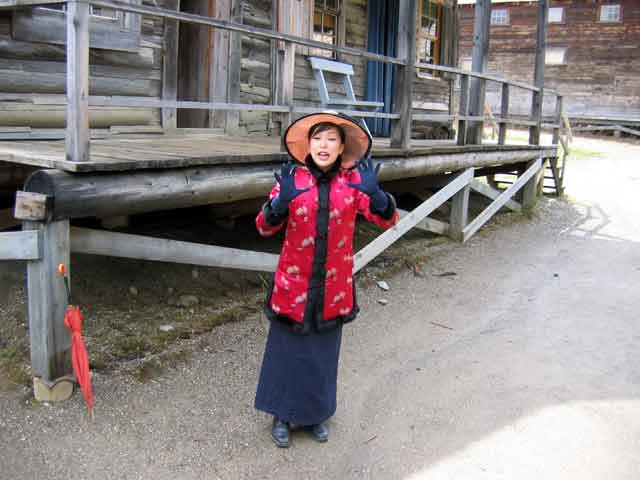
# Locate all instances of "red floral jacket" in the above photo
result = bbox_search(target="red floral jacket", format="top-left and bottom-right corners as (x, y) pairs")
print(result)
(256, 163), (398, 334)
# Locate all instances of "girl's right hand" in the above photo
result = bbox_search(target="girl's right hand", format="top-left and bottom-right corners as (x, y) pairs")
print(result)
(271, 162), (310, 214)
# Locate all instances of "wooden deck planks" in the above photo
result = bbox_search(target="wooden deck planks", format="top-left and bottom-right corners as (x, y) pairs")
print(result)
(0, 134), (558, 173)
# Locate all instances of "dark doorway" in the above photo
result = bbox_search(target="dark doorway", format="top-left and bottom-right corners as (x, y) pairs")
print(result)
(365, 0), (398, 137)
(177, 0), (212, 128)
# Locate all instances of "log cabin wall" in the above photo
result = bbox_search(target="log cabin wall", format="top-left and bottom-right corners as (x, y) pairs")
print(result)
(0, 0), (167, 129)
(458, 0), (640, 119)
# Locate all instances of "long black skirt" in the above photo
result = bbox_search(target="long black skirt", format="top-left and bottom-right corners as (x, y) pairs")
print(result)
(254, 319), (343, 426)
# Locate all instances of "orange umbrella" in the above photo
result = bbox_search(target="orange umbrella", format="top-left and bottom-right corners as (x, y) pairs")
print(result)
(58, 264), (94, 415)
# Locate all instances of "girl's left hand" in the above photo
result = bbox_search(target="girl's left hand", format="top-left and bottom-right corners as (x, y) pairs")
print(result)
(346, 155), (382, 197)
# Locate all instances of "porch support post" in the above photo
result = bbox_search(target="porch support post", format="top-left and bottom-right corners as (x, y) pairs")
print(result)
(391, 0), (417, 150)
(226, 0), (243, 134)
(529, 0), (548, 145)
(162, 0), (180, 130)
(449, 179), (471, 241)
(66, 0), (90, 162)
(24, 220), (72, 386)
(466, 0), (491, 145)
(521, 158), (545, 210)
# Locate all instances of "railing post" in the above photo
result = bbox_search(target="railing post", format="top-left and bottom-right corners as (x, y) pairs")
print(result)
(466, 0), (491, 145)
(552, 95), (563, 146)
(391, 0), (417, 149)
(66, 0), (90, 162)
(457, 74), (469, 145)
(498, 83), (509, 145)
(162, 0), (180, 130)
(529, 0), (548, 145)
(226, 0), (243, 135)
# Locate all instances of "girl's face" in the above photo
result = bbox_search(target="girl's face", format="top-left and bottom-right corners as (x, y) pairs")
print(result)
(309, 127), (345, 171)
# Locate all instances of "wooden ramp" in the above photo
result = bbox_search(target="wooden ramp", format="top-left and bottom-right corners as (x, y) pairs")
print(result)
(0, 133), (553, 172)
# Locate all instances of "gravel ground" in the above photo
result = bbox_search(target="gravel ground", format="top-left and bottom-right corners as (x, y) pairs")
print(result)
(1, 135), (639, 479)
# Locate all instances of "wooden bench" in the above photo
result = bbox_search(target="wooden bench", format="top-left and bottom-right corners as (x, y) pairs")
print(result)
(308, 57), (384, 137)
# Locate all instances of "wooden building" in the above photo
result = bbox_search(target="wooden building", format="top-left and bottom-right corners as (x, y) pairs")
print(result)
(458, 0), (640, 125)
(0, 0), (563, 399)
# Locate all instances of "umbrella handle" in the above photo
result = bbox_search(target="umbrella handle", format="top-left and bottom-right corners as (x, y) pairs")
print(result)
(57, 263), (72, 305)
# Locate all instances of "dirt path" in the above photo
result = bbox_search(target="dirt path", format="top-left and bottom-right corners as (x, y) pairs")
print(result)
(2, 136), (640, 479)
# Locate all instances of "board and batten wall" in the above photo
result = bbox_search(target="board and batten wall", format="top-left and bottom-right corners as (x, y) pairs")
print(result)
(458, 0), (640, 120)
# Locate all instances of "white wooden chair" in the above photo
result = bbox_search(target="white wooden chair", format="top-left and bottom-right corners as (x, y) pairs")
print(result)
(308, 57), (384, 137)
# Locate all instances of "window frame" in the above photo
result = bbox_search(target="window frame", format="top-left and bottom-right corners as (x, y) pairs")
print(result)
(547, 7), (564, 24)
(490, 8), (510, 26)
(416, 0), (445, 79)
(12, 1), (141, 53)
(311, 0), (341, 59)
(545, 47), (567, 66)
(599, 4), (622, 23)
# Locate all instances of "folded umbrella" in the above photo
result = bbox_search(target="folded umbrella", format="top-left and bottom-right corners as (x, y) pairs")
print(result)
(58, 264), (94, 416)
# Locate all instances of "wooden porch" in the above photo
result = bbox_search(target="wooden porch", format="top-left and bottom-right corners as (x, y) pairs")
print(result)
(0, 132), (553, 172)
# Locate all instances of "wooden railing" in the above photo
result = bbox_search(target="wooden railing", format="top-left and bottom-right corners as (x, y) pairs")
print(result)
(0, 0), (564, 161)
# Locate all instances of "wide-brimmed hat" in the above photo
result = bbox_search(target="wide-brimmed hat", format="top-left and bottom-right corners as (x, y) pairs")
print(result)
(283, 111), (372, 168)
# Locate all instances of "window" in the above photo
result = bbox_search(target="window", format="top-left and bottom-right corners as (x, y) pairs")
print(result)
(12, 1), (140, 52)
(417, 0), (443, 66)
(600, 4), (621, 22)
(312, 0), (340, 58)
(548, 7), (564, 23)
(490, 9), (509, 26)
(545, 47), (567, 65)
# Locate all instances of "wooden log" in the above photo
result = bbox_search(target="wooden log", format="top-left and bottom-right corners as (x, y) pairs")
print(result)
(0, 38), (156, 69)
(161, 0), (180, 129)
(354, 168), (474, 272)
(463, 158), (542, 242)
(24, 219), (71, 382)
(529, 0), (548, 146)
(70, 227), (279, 272)
(466, 0), (491, 144)
(552, 95), (562, 146)
(0, 230), (40, 259)
(390, 0), (417, 149)
(521, 158), (545, 209)
(23, 148), (556, 220)
(66, 0), (90, 163)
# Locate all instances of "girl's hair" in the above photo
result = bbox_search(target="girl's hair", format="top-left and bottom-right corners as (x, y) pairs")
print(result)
(308, 122), (346, 144)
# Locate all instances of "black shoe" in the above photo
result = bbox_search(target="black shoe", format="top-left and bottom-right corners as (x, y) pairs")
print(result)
(271, 418), (290, 448)
(310, 422), (329, 443)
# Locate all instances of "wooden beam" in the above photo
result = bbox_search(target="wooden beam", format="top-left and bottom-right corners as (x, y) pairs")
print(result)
(449, 182), (470, 241)
(25, 219), (71, 382)
(397, 208), (450, 236)
(390, 0), (417, 149)
(70, 227), (279, 272)
(498, 83), (509, 145)
(211, 0), (231, 129)
(529, 0), (548, 145)
(0, 230), (40, 260)
(161, 0), (180, 130)
(354, 168), (474, 272)
(463, 158), (542, 242)
(65, 0), (90, 163)
(466, 0), (491, 144)
(552, 95), (562, 146)
(521, 158), (545, 209)
(226, 0), (242, 134)
(14, 191), (51, 221)
(469, 179), (521, 212)
(278, 0), (296, 135)
(457, 74), (470, 145)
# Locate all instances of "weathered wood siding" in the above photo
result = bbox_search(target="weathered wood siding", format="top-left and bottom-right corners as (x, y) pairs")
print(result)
(458, 0), (640, 119)
(0, 1), (166, 128)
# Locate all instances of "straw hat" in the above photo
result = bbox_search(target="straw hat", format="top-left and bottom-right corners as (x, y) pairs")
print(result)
(283, 111), (372, 168)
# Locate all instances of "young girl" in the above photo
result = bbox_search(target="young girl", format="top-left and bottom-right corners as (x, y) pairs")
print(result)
(254, 112), (398, 447)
